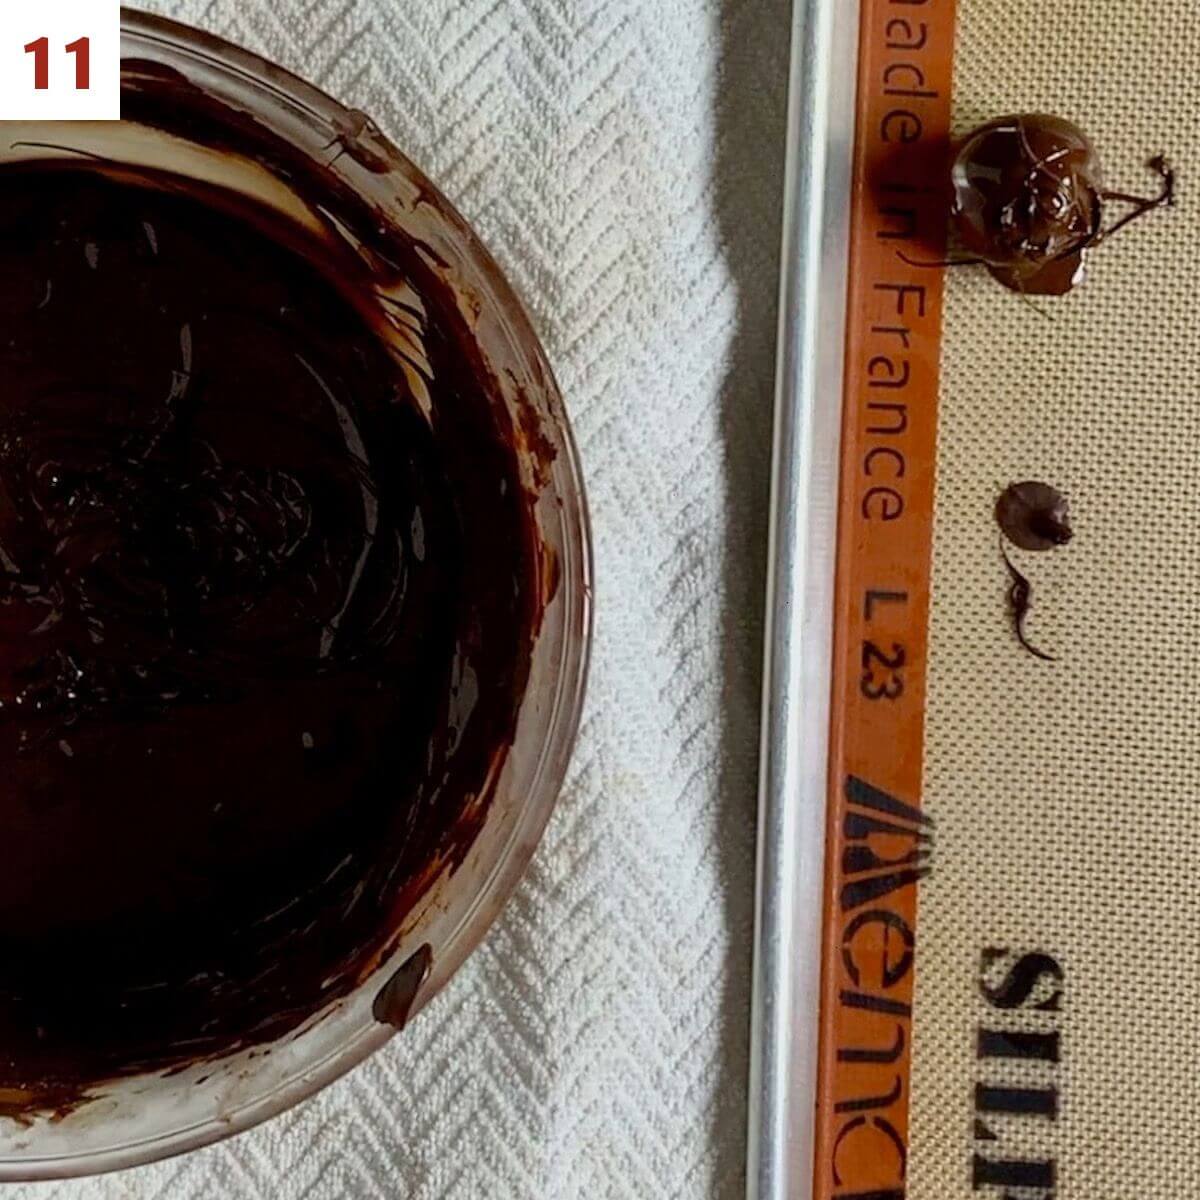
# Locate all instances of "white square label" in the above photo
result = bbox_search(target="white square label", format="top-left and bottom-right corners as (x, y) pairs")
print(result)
(0, 0), (119, 120)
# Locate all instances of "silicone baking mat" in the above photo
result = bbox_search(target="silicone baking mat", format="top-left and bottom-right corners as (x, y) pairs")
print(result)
(813, 2), (1200, 1197)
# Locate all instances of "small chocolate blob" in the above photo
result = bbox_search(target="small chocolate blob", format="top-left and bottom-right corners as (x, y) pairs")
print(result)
(996, 481), (1073, 551)
(372, 944), (434, 1031)
(951, 114), (1174, 295)
(1000, 543), (1055, 663)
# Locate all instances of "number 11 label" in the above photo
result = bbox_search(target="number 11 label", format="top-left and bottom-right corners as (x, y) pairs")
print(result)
(0, 0), (119, 120)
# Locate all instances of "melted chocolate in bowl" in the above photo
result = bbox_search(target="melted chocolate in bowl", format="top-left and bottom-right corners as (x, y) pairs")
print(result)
(0, 70), (544, 1101)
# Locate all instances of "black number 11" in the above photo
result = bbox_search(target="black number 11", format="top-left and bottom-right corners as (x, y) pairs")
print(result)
(24, 37), (91, 91)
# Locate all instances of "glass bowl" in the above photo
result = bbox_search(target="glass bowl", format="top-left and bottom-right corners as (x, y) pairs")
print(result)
(0, 7), (591, 1181)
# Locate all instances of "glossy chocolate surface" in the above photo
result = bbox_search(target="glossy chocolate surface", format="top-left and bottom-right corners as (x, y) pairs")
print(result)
(952, 114), (1102, 296)
(0, 78), (538, 1100)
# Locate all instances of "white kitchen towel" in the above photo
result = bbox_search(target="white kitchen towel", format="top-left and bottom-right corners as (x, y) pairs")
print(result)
(14, 1), (788, 1196)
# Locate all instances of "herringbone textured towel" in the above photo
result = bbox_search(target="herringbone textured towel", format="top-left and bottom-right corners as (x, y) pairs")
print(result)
(12, 1), (787, 1195)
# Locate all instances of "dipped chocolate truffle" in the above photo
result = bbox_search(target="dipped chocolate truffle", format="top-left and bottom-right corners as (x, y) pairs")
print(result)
(951, 114), (1174, 295)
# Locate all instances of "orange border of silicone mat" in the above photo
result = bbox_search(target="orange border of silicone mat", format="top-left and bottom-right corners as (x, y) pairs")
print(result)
(813, 2), (957, 1198)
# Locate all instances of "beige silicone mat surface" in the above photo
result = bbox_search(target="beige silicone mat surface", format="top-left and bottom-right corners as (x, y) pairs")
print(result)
(906, 1), (1200, 1196)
